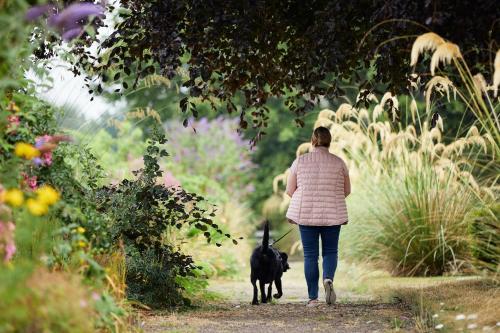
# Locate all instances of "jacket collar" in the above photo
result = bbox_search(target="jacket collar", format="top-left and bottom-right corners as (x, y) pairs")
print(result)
(311, 146), (330, 153)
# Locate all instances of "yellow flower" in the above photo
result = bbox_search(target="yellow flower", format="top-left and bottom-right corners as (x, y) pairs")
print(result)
(35, 185), (60, 206)
(7, 101), (20, 113)
(14, 143), (40, 160)
(77, 240), (87, 248)
(4, 189), (24, 207)
(77, 227), (85, 234)
(26, 198), (48, 216)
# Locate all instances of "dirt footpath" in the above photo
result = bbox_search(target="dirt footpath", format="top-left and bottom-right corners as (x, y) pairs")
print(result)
(143, 262), (415, 332)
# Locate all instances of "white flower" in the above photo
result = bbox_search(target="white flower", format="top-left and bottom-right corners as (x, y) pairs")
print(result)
(467, 324), (478, 329)
(435, 324), (444, 330)
(455, 314), (466, 320)
(432, 314), (439, 318)
(467, 314), (478, 320)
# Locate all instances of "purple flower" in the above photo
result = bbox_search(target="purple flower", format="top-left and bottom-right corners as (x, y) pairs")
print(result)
(25, 4), (56, 21)
(26, 2), (105, 41)
(48, 3), (105, 31)
(61, 27), (84, 41)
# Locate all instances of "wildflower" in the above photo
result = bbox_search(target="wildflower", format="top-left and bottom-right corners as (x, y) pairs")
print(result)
(21, 173), (38, 190)
(6, 101), (20, 113)
(5, 242), (16, 261)
(26, 3), (105, 41)
(4, 189), (24, 207)
(35, 185), (60, 206)
(77, 240), (87, 248)
(0, 221), (16, 262)
(25, 4), (56, 21)
(77, 227), (85, 234)
(26, 199), (48, 216)
(467, 314), (478, 320)
(14, 143), (40, 160)
(455, 314), (466, 320)
(6, 115), (20, 133)
(468, 324), (478, 329)
(33, 152), (53, 167)
(91, 292), (100, 301)
(435, 324), (444, 330)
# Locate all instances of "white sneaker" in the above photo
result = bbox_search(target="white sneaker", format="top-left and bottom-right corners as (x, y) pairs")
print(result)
(323, 279), (336, 305)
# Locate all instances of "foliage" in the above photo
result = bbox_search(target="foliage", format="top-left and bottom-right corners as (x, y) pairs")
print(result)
(35, 0), (499, 136)
(72, 121), (147, 182)
(466, 203), (499, 275)
(95, 130), (238, 307)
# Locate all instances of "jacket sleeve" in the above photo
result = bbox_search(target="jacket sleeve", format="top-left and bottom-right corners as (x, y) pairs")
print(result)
(342, 160), (351, 197)
(285, 159), (298, 197)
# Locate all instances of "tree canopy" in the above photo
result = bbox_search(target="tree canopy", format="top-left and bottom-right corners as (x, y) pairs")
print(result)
(38, 0), (499, 133)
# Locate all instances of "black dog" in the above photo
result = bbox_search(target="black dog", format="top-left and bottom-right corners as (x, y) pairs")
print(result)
(250, 221), (290, 305)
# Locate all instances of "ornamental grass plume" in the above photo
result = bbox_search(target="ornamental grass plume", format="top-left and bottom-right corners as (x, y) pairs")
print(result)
(410, 32), (446, 66)
(272, 94), (495, 276)
(430, 42), (463, 75)
(411, 33), (499, 156)
(425, 76), (456, 113)
(493, 50), (500, 97)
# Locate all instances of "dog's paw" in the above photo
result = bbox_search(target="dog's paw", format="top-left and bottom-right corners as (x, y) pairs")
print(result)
(252, 300), (259, 305)
(273, 293), (282, 299)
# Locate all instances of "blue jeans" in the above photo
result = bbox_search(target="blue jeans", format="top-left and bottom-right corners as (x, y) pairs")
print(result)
(299, 225), (341, 300)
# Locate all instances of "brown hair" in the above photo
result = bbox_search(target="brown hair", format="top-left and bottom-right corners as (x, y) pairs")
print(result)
(311, 126), (332, 147)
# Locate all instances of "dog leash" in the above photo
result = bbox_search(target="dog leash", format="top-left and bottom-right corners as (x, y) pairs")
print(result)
(272, 227), (294, 245)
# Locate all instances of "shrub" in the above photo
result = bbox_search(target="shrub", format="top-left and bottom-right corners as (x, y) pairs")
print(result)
(96, 130), (238, 307)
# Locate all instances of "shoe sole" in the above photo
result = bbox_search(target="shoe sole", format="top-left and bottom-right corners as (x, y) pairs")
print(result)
(324, 280), (336, 305)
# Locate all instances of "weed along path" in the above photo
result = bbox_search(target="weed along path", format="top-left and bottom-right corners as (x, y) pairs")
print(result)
(143, 262), (416, 332)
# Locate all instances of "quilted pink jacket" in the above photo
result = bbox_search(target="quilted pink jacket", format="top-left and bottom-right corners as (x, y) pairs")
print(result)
(285, 146), (351, 226)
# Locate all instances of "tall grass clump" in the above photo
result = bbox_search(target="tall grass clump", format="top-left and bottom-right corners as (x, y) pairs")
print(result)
(273, 92), (495, 276)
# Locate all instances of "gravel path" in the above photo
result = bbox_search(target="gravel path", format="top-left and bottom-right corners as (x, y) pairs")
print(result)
(142, 262), (415, 332)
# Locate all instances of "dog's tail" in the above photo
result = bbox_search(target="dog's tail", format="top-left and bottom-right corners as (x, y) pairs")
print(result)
(262, 221), (269, 251)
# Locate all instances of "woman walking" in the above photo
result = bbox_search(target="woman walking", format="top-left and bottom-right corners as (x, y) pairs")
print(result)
(285, 126), (351, 307)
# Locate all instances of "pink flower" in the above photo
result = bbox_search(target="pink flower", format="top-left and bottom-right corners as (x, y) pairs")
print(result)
(21, 173), (38, 190)
(4, 242), (16, 261)
(0, 221), (16, 262)
(6, 115), (20, 133)
(33, 136), (54, 167)
(35, 135), (52, 149)
(91, 292), (100, 301)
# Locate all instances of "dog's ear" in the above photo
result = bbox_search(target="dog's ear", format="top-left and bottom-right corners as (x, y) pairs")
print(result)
(280, 252), (288, 261)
